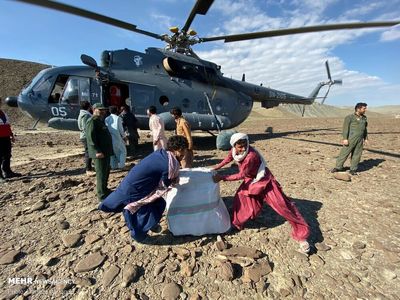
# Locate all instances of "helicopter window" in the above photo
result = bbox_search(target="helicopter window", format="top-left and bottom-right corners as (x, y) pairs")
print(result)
(49, 75), (68, 104)
(32, 75), (54, 99)
(61, 77), (90, 105)
(159, 96), (169, 106)
(182, 98), (190, 108)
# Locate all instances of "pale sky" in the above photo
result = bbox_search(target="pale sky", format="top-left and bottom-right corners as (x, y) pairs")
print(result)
(0, 0), (399, 106)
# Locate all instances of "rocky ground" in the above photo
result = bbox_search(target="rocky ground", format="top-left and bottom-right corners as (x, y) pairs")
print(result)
(0, 115), (399, 300)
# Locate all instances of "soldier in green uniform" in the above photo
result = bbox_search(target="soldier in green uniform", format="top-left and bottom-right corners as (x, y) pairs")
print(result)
(86, 103), (114, 200)
(331, 102), (368, 175)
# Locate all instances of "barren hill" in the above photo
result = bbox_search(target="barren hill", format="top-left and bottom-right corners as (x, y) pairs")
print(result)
(0, 58), (49, 127)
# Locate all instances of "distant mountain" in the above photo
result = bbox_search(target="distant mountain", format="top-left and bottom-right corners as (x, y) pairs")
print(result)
(251, 102), (386, 119)
(368, 105), (400, 117)
(0, 58), (49, 127)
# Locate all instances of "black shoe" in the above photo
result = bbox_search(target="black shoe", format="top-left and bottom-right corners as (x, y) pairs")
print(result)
(349, 170), (357, 175)
(330, 168), (344, 173)
(3, 172), (22, 178)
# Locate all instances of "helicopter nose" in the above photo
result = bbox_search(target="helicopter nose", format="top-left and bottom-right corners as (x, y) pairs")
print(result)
(5, 96), (18, 107)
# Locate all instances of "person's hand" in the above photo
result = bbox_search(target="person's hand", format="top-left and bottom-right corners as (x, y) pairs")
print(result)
(342, 139), (349, 146)
(170, 177), (179, 186)
(96, 152), (105, 158)
(212, 173), (223, 183)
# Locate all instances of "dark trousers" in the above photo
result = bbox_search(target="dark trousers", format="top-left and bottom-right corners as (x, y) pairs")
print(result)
(126, 134), (139, 157)
(94, 156), (111, 201)
(0, 137), (12, 177)
(81, 139), (93, 171)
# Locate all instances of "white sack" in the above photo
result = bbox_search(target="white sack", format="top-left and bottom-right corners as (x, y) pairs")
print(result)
(165, 168), (231, 236)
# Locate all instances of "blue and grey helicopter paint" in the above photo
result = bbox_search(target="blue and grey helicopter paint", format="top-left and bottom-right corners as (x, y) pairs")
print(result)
(7, 47), (340, 133)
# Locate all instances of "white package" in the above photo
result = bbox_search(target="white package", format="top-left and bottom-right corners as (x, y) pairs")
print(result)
(165, 168), (231, 236)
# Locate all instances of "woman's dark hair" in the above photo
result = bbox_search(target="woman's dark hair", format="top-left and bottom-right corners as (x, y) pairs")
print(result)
(80, 100), (91, 110)
(167, 135), (188, 151)
(170, 107), (182, 117)
(148, 105), (157, 114)
(234, 139), (248, 147)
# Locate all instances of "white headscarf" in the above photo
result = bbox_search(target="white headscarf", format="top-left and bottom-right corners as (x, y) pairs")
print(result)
(230, 133), (249, 162)
(230, 132), (267, 183)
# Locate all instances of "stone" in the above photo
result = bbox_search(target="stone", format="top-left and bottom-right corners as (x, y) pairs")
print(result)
(61, 234), (82, 248)
(46, 193), (60, 202)
(0, 285), (28, 300)
(315, 242), (331, 251)
(310, 255), (325, 266)
(333, 172), (351, 181)
(102, 265), (120, 287)
(220, 246), (263, 259)
(352, 241), (366, 250)
(172, 247), (191, 260)
(180, 259), (196, 277)
(219, 261), (234, 281)
(154, 264), (165, 276)
(74, 277), (94, 287)
(215, 235), (227, 251)
(121, 244), (134, 254)
(30, 201), (46, 212)
(339, 250), (354, 260)
(0, 250), (21, 265)
(85, 234), (101, 245)
(161, 282), (182, 300)
(121, 265), (140, 287)
(242, 261), (272, 283)
(74, 252), (106, 273)
(348, 273), (361, 283)
(381, 269), (397, 281)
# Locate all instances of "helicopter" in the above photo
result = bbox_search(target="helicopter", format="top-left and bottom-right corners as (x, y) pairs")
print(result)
(5, 0), (400, 136)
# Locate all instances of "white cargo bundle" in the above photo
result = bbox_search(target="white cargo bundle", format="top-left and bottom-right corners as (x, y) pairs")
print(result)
(165, 168), (231, 236)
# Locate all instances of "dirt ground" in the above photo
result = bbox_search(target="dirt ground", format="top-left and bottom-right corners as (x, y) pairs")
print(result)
(0, 116), (399, 300)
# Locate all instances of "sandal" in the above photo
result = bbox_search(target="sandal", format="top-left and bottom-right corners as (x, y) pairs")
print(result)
(298, 241), (310, 254)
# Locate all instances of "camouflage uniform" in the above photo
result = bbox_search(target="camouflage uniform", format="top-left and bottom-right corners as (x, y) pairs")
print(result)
(335, 113), (368, 172)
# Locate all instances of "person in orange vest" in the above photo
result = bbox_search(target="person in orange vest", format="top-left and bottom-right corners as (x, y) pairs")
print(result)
(0, 97), (22, 182)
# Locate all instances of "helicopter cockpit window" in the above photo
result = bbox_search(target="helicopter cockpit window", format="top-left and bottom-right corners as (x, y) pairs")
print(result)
(61, 77), (90, 105)
(49, 75), (68, 104)
(32, 75), (53, 99)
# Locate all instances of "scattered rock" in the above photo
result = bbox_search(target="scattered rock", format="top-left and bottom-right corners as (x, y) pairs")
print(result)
(333, 172), (351, 181)
(352, 242), (366, 250)
(242, 261), (272, 283)
(162, 282), (182, 300)
(85, 234), (101, 245)
(220, 246), (263, 259)
(57, 220), (70, 230)
(61, 234), (82, 248)
(121, 265), (140, 287)
(74, 252), (106, 273)
(30, 201), (46, 212)
(219, 261), (234, 281)
(103, 265), (120, 287)
(315, 242), (331, 251)
(0, 250), (21, 265)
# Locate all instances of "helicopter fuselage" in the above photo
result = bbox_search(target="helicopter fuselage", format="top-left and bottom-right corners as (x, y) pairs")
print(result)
(15, 47), (320, 132)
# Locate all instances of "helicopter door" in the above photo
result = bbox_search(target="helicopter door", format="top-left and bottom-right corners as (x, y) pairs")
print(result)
(52, 76), (90, 118)
(131, 84), (156, 115)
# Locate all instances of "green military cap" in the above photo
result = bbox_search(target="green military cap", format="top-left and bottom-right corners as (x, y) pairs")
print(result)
(92, 103), (107, 110)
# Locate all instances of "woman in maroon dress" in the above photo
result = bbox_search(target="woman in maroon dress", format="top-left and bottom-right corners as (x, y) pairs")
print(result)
(213, 133), (310, 253)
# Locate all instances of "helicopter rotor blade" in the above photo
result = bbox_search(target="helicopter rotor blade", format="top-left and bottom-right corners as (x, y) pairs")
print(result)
(325, 60), (332, 82)
(14, 0), (164, 40)
(182, 0), (214, 33)
(200, 21), (400, 43)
